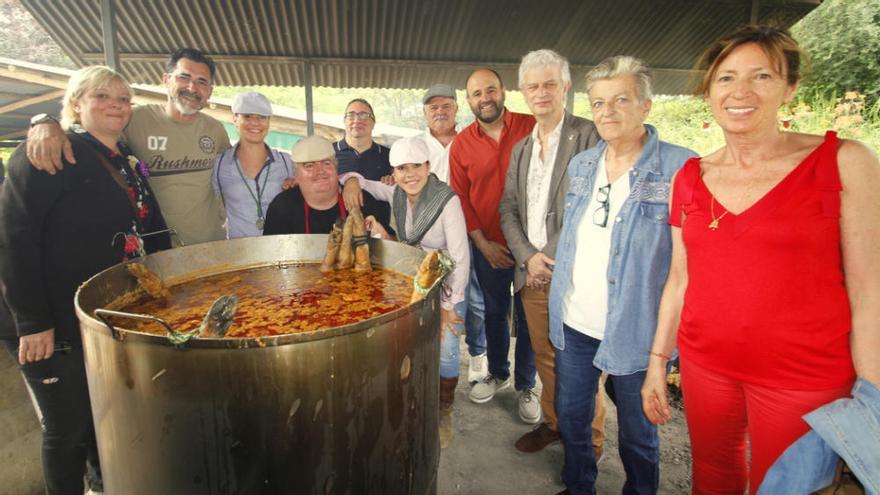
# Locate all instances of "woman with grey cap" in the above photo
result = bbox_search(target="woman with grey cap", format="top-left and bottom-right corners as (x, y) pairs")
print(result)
(263, 135), (393, 235)
(211, 91), (293, 238)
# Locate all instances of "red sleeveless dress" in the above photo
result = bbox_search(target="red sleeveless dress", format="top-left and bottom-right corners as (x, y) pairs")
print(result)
(671, 131), (855, 390)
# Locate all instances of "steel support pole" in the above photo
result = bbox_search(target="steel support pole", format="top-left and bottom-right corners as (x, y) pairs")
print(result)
(101, 0), (120, 70)
(303, 61), (315, 136)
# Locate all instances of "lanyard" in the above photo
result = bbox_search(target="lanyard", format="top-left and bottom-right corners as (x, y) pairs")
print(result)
(304, 193), (346, 234)
(233, 155), (272, 227)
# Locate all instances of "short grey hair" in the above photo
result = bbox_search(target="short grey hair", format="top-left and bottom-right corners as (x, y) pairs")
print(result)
(518, 49), (571, 88)
(585, 56), (653, 102)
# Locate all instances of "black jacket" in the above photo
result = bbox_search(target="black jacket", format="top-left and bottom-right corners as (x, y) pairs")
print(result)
(0, 134), (170, 343)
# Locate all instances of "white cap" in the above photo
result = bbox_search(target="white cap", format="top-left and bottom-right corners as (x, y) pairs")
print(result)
(232, 91), (272, 116)
(389, 137), (430, 167)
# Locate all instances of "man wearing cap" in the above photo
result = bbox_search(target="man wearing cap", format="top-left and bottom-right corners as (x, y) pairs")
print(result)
(212, 91), (293, 239)
(26, 48), (230, 246)
(420, 84), (459, 183)
(499, 49), (605, 455)
(263, 135), (392, 236)
(421, 83), (489, 386)
(449, 68), (538, 423)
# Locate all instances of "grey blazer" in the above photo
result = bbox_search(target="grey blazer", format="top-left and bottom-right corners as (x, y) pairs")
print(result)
(499, 112), (600, 292)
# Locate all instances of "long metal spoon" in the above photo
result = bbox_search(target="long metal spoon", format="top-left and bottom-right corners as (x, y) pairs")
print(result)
(197, 295), (239, 338)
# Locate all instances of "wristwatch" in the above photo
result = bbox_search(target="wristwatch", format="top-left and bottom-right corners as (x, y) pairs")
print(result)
(30, 113), (58, 127)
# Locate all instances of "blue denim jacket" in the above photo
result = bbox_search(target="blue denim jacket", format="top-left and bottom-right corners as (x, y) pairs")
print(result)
(758, 377), (880, 495)
(548, 124), (697, 375)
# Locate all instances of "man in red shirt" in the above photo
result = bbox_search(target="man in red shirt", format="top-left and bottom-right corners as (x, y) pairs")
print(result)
(450, 69), (537, 422)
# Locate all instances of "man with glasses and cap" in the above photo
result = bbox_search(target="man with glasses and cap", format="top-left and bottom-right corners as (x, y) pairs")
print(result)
(212, 91), (293, 239)
(25, 48), (230, 246)
(263, 135), (392, 236)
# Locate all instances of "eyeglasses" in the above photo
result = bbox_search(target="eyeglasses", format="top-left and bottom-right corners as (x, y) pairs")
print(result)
(344, 111), (374, 121)
(592, 184), (611, 227)
(172, 72), (212, 89)
(299, 159), (335, 172)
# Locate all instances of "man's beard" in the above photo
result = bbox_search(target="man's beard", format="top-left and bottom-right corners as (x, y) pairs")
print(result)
(472, 100), (504, 124)
(171, 90), (203, 116)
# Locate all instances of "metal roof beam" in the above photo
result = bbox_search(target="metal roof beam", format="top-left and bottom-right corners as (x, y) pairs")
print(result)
(79, 53), (699, 77)
(0, 130), (27, 140)
(0, 67), (68, 90)
(0, 89), (65, 115)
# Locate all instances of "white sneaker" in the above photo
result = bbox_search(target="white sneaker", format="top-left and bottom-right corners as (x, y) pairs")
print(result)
(469, 374), (511, 403)
(467, 352), (488, 384)
(518, 387), (541, 424)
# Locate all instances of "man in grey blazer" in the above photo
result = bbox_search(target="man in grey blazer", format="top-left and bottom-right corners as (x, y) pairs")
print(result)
(499, 49), (606, 455)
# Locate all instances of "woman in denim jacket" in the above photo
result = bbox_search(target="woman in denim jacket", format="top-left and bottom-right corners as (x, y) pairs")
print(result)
(547, 56), (696, 495)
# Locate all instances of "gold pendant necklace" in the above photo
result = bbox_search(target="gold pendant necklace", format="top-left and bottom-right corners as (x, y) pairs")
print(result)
(708, 196), (729, 230)
(707, 162), (767, 231)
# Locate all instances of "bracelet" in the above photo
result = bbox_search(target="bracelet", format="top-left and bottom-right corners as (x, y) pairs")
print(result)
(649, 351), (672, 361)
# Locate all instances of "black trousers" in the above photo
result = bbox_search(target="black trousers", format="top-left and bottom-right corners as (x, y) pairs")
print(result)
(4, 340), (101, 495)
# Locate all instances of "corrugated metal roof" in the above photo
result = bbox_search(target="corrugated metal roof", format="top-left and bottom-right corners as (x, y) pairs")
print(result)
(20, 0), (819, 94)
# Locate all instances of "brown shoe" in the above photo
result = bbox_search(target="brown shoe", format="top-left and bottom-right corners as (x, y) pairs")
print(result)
(439, 408), (454, 449)
(515, 422), (560, 453)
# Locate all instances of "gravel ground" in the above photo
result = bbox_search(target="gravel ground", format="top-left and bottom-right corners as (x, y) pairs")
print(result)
(439, 339), (693, 494)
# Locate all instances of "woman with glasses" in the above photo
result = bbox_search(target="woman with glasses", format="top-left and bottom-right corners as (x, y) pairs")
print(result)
(547, 56), (696, 495)
(0, 66), (170, 494)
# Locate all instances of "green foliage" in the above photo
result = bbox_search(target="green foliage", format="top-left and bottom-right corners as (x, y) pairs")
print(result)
(792, 0), (880, 104)
(0, 0), (74, 68)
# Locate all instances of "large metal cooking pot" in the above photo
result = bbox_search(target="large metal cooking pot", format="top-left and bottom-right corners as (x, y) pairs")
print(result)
(75, 235), (441, 495)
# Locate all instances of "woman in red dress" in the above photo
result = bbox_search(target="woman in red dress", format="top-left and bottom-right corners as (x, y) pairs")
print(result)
(641, 25), (880, 494)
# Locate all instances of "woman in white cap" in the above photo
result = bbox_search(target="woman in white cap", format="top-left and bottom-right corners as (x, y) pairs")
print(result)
(341, 136), (470, 448)
(212, 91), (293, 238)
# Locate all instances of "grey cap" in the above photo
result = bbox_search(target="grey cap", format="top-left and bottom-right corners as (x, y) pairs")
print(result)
(422, 84), (456, 105)
(232, 91), (273, 116)
(292, 135), (335, 163)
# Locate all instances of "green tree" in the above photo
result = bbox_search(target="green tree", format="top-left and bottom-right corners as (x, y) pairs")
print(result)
(0, 0), (74, 67)
(792, 0), (880, 103)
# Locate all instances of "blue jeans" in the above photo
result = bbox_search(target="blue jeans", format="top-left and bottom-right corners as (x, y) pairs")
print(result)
(556, 325), (659, 495)
(471, 246), (535, 391)
(439, 301), (466, 379)
(464, 255), (486, 357)
(758, 377), (880, 495)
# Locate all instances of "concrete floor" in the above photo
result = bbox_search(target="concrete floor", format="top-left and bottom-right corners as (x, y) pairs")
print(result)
(0, 338), (692, 494)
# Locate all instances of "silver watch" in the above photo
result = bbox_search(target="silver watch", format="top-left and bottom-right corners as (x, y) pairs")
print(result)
(30, 113), (58, 127)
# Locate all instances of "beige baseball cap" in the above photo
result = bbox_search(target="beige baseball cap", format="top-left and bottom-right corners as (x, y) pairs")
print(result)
(292, 135), (335, 163)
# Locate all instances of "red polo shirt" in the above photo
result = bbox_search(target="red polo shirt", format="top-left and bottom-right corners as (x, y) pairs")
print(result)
(449, 110), (535, 246)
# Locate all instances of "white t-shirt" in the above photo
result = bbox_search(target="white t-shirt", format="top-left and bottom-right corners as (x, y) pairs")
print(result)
(525, 118), (563, 251)
(562, 152), (631, 340)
